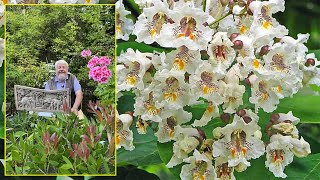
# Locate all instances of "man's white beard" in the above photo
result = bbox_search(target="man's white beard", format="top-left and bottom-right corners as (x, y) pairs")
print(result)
(57, 73), (67, 81)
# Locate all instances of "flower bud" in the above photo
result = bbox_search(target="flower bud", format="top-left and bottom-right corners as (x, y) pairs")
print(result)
(229, 33), (239, 41)
(236, 109), (246, 117)
(290, 137), (311, 158)
(259, 45), (270, 56)
(125, 111), (134, 117)
(233, 40), (243, 49)
(238, 1), (246, 7)
(243, 116), (252, 124)
(270, 113), (280, 123)
(244, 77), (251, 86)
(220, 113), (230, 123)
(197, 128), (206, 143)
(220, 0), (229, 6)
(212, 127), (223, 139)
(247, 8), (253, 15)
(305, 58), (315, 67)
(272, 122), (294, 135)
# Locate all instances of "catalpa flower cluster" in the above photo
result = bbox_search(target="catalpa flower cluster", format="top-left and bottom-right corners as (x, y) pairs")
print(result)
(116, 0), (317, 179)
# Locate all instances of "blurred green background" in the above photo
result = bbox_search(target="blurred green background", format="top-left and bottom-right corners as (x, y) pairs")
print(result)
(274, 0), (320, 50)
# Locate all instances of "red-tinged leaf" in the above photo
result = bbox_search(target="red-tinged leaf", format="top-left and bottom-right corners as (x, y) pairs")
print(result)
(90, 125), (95, 137)
(72, 144), (78, 151)
(76, 148), (83, 158)
(86, 108), (95, 113)
(42, 132), (50, 144)
(94, 133), (102, 143)
(95, 110), (104, 123)
(107, 136), (115, 159)
(81, 135), (91, 144)
(69, 150), (75, 158)
(53, 136), (59, 149)
(50, 132), (56, 142)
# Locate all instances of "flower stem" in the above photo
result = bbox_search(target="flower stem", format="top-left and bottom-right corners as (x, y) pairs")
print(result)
(74, 157), (77, 174)
(46, 154), (50, 174)
(209, 12), (232, 28)
(203, 0), (207, 12)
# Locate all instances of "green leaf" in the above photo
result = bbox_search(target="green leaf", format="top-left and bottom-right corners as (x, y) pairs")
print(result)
(60, 164), (73, 170)
(62, 156), (73, 170)
(88, 165), (98, 174)
(117, 41), (172, 56)
(309, 49), (320, 59)
(235, 156), (276, 180)
(157, 142), (181, 180)
(275, 93), (320, 123)
(49, 160), (59, 166)
(236, 153), (320, 180)
(12, 150), (22, 162)
(117, 123), (162, 166)
(14, 131), (27, 138)
(285, 153), (320, 179)
(98, 166), (160, 180)
(84, 176), (95, 180)
(309, 84), (320, 93)
(56, 177), (73, 180)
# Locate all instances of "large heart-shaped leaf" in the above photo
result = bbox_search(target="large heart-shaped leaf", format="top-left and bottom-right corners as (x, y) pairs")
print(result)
(116, 126), (163, 166)
(117, 91), (162, 166)
(117, 41), (172, 56)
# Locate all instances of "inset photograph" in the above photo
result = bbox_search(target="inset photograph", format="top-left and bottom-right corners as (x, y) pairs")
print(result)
(5, 5), (115, 175)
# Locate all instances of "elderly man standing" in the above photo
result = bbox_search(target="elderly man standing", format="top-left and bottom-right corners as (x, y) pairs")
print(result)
(45, 60), (83, 115)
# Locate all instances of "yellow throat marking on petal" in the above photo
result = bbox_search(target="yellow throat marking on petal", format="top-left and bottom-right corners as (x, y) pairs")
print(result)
(163, 92), (178, 102)
(253, 59), (260, 69)
(127, 75), (136, 85)
(177, 16), (197, 40)
(192, 173), (205, 180)
(240, 26), (247, 35)
(272, 150), (284, 165)
(206, 104), (214, 113)
(177, 33), (196, 40)
(231, 130), (248, 158)
(147, 105), (160, 115)
(115, 135), (120, 145)
(150, 29), (157, 38)
(262, 93), (269, 100)
(277, 85), (281, 92)
(202, 84), (217, 95)
(174, 58), (186, 70)
(193, 161), (208, 180)
(189, 33), (195, 40)
(85, 0), (91, 3)
(263, 21), (271, 29)
(168, 129), (175, 138)
(202, 85), (209, 94)
(116, 26), (122, 33)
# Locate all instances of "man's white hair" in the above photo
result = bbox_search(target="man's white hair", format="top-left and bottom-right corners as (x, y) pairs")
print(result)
(55, 60), (69, 69)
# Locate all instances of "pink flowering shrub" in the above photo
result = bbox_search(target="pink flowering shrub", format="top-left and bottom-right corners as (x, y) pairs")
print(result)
(81, 49), (92, 57)
(82, 49), (113, 84)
